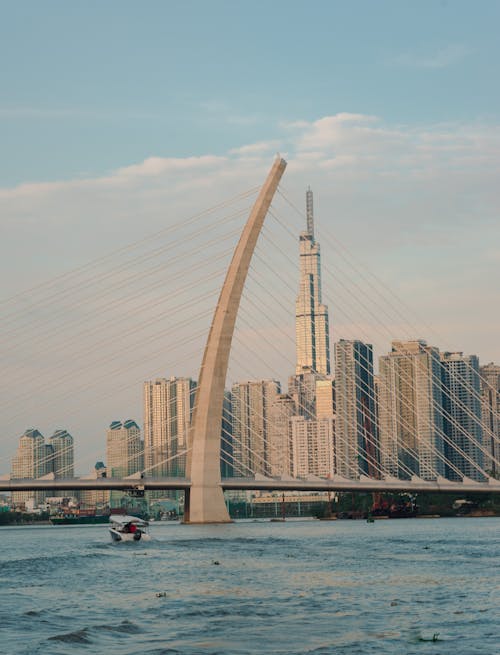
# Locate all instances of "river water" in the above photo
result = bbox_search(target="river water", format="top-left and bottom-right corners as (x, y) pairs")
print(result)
(0, 517), (498, 655)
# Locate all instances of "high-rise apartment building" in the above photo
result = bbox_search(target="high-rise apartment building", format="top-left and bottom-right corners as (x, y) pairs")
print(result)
(316, 378), (335, 419)
(291, 416), (334, 478)
(295, 188), (330, 377)
(441, 352), (484, 481)
(106, 420), (143, 478)
(378, 340), (445, 480)
(107, 419), (143, 507)
(220, 390), (234, 478)
(267, 393), (296, 476)
(288, 369), (318, 419)
(80, 461), (110, 510)
(334, 340), (378, 479)
(480, 362), (500, 476)
(48, 429), (74, 479)
(143, 377), (196, 477)
(231, 380), (280, 477)
(11, 428), (47, 506)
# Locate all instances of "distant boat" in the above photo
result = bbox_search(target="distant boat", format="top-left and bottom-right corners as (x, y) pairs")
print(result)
(50, 513), (109, 526)
(109, 515), (151, 542)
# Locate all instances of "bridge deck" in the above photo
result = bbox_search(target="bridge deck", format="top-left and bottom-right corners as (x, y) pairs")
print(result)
(1, 477), (499, 494)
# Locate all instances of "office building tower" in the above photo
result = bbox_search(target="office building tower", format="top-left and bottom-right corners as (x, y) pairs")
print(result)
(231, 380), (280, 477)
(480, 362), (500, 476)
(441, 352), (484, 481)
(335, 340), (379, 479)
(143, 377), (196, 477)
(378, 340), (445, 480)
(268, 393), (296, 476)
(295, 188), (331, 376)
(11, 428), (46, 507)
(291, 416), (334, 478)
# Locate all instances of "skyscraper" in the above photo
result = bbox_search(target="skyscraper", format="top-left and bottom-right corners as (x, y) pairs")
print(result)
(231, 379), (280, 477)
(441, 352), (484, 481)
(316, 378), (335, 419)
(143, 377), (196, 477)
(107, 420), (143, 478)
(48, 429), (74, 479)
(295, 188), (330, 377)
(46, 429), (75, 498)
(268, 393), (296, 476)
(107, 419), (144, 507)
(334, 340), (378, 479)
(220, 390), (234, 478)
(480, 362), (500, 476)
(291, 416), (334, 478)
(378, 340), (444, 480)
(11, 428), (46, 506)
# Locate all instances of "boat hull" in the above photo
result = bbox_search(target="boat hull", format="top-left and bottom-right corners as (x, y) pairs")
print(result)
(109, 528), (151, 542)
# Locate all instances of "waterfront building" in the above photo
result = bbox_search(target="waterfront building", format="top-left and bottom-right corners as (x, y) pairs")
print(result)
(79, 461), (110, 510)
(220, 390), (234, 478)
(268, 393), (296, 476)
(48, 429), (74, 478)
(441, 352), (484, 481)
(143, 377), (196, 477)
(480, 362), (500, 476)
(231, 379), (280, 477)
(11, 428), (46, 507)
(106, 420), (143, 478)
(295, 188), (331, 377)
(378, 340), (445, 480)
(334, 340), (379, 479)
(291, 416), (334, 478)
(46, 429), (75, 497)
(107, 419), (143, 507)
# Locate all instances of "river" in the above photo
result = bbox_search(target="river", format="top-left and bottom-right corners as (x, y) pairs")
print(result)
(0, 517), (498, 655)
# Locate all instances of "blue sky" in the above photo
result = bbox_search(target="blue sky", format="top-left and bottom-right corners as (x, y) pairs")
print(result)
(1, 1), (499, 185)
(1, 1), (500, 464)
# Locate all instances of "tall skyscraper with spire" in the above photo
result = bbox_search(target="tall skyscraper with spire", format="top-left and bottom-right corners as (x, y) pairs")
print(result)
(295, 188), (331, 376)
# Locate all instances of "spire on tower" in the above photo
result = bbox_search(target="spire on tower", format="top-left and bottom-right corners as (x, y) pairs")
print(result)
(306, 187), (314, 238)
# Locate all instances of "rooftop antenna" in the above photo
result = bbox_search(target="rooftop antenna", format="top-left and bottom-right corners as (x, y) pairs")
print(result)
(306, 186), (314, 238)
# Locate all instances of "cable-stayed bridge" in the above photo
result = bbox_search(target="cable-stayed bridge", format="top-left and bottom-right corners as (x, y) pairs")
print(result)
(1, 157), (500, 522)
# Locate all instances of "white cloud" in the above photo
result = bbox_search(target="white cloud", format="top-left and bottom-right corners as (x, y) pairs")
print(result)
(390, 44), (472, 69)
(229, 141), (280, 156)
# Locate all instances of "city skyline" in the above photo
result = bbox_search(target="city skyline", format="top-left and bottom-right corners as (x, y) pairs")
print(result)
(5, 187), (496, 488)
(2, 177), (499, 471)
(1, 3), (500, 468)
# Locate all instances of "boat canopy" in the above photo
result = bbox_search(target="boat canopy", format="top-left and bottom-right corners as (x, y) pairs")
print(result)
(109, 514), (148, 526)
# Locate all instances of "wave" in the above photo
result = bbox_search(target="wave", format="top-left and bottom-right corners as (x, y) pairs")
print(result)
(48, 628), (91, 644)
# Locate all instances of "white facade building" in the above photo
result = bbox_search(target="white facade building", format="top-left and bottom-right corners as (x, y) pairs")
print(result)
(291, 416), (334, 478)
(143, 377), (196, 477)
(231, 380), (280, 477)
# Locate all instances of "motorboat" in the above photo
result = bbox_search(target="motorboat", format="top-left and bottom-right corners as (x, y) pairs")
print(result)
(109, 515), (151, 542)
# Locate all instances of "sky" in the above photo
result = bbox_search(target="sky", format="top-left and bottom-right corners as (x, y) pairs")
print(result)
(1, 1), (499, 467)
